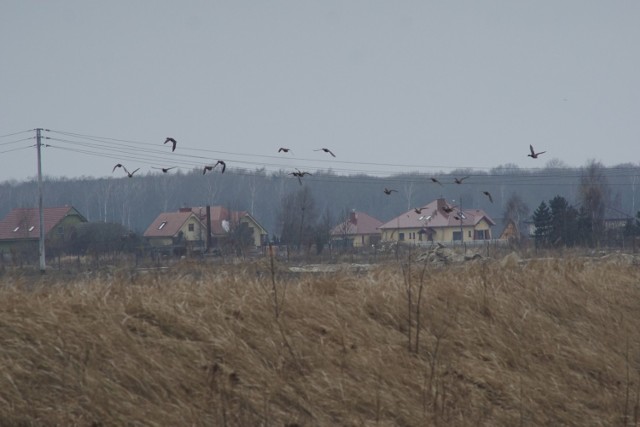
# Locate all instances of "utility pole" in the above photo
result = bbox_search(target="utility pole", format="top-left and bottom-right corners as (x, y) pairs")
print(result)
(36, 128), (46, 273)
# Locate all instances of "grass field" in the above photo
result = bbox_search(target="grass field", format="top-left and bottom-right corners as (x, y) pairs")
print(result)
(1, 252), (639, 426)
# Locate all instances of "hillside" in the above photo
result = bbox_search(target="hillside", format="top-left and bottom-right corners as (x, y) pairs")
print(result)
(1, 254), (640, 425)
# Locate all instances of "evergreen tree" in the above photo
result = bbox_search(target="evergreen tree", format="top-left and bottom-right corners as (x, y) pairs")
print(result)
(532, 201), (552, 247)
(548, 195), (578, 247)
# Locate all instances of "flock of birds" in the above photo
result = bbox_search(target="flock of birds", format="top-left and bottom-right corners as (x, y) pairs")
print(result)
(111, 138), (547, 208)
(384, 144), (546, 207)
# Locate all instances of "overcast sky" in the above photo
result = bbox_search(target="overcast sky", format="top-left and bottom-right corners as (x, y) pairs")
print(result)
(1, 1), (639, 183)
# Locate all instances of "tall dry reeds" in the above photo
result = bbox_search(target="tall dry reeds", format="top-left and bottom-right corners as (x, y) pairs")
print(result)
(0, 254), (639, 425)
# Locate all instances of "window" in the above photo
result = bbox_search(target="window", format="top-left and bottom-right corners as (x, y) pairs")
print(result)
(452, 231), (462, 241)
(188, 223), (194, 232)
(57, 226), (64, 235)
(399, 232), (405, 241)
(468, 230), (472, 238)
(28, 226), (35, 232)
(12, 226), (19, 232)
(158, 221), (167, 230)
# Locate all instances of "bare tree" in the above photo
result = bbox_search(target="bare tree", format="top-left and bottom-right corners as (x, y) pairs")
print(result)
(579, 160), (609, 246)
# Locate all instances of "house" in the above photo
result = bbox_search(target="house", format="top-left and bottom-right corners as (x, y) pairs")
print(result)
(143, 210), (207, 254)
(0, 206), (88, 255)
(189, 206), (268, 248)
(378, 198), (495, 244)
(330, 210), (383, 248)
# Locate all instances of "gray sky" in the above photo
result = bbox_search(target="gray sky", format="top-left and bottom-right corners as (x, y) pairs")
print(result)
(1, 1), (639, 182)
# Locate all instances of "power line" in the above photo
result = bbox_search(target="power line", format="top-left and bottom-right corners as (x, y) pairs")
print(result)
(0, 137), (34, 147)
(0, 130), (33, 139)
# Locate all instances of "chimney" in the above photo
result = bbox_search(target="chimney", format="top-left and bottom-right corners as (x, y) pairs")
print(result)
(349, 210), (357, 224)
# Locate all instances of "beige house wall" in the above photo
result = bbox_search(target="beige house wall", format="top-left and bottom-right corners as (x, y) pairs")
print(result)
(382, 221), (493, 243)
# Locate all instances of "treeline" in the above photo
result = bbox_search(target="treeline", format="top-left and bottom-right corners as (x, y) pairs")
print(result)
(1, 160), (639, 243)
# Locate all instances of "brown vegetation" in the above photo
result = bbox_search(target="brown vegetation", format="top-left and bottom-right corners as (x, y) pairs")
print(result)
(1, 254), (640, 426)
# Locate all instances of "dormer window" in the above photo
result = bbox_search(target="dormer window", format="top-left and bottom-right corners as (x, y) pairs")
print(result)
(158, 221), (167, 230)
(28, 226), (35, 232)
(12, 226), (19, 232)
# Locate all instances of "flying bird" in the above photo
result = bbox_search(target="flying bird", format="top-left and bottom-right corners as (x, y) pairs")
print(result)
(213, 160), (226, 174)
(152, 167), (176, 173)
(278, 147), (292, 153)
(289, 169), (312, 185)
(430, 177), (443, 186)
(527, 144), (546, 159)
(383, 188), (398, 195)
(125, 168), (140, 178)
(454, 176), (469, 184)
(203, 165), (213, 175)
(414, 207), (425, 214)
(442, 205), (455, 214)
(112, 163), (138, 177)
(482, 191), (494, 203)
(164, 137), (177, 152)
(315, 148), (336, 157)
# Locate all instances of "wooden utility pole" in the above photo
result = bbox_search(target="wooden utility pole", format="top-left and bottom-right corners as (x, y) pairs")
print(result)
(36, 128), (46, 273)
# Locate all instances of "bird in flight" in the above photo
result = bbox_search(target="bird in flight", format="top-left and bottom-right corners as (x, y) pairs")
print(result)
(383, 188), (398, 195)
(442, 205), (455, 214)
(164, 137), (177, 152)
(482, 191), (493, 203)
(414, 207), (425, 214)
(125, 168), (140, 178)
(112, 163), (139, 177)
(213, 160), (226, 174)
(152, 167), (176, 173)
(203, 165), (213, 175)
(315, 148), (336, 157)
(278, 147), (292, 153)
(454, 176), (469, 184)
(527, 144), (546, 159)
(430, 177), (443, 187)
(289, 169), (312, 185)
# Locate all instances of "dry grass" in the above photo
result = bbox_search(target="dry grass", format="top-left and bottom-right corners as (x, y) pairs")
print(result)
(1, 254), (640, 426)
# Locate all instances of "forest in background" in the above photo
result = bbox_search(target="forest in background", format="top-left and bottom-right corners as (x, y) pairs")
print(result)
(1, 160), (639, 239)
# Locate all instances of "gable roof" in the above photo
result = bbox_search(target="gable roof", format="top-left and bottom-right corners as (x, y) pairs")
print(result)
(331, 211), (383, 236)
(189, 206), (267, 236)
(0, 206), (86, 240)
(378, 198), (496, 230)
(143, 211), (203, 238)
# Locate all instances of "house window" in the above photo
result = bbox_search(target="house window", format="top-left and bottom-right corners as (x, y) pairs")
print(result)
(452, 231), (462, 241)
(158, 221), (167, 230)
(468, 230), (472, 238)
(188, 223), (194, 232)
(57, 227), (64, 235)
(399, 232), (405, 241)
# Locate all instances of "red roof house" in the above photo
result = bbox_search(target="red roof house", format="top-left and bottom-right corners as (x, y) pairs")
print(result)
(331, 210), (383, 247)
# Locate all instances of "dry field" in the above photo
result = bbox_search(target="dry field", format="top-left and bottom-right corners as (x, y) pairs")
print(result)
(1, 252), (640, 426)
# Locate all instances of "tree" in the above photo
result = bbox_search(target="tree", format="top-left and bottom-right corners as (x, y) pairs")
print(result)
(532, 201), (552, 247)
(503, 193), (530, 228)
(579, 160), (609, 246)
(548, 195), (578, 247)
(278, 186), (317, 251)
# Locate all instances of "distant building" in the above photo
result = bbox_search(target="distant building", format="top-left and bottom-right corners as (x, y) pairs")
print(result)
(0, 205), (87, 256)
(378, 198), (495, 244)
(330, 210), (383, 248)
(143, 210), (207, 254)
